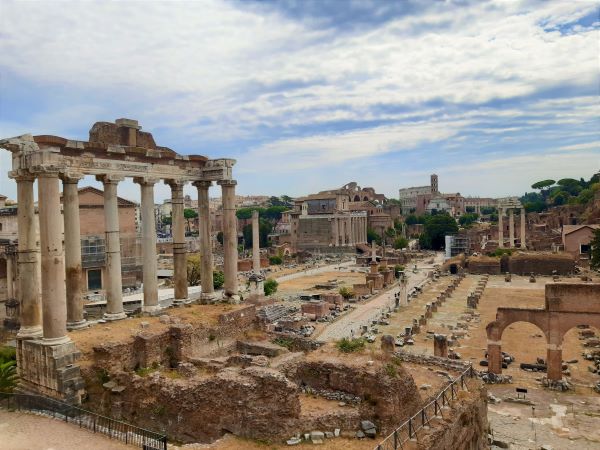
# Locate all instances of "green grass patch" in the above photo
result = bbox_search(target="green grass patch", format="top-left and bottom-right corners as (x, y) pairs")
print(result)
(336, 337), (366, 353)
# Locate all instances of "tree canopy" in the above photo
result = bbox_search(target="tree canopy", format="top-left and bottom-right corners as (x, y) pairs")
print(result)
(419, 213), (458, 250)
(531, 179), (555, 190)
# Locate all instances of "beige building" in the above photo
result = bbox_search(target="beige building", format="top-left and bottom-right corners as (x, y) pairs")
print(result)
(562, 224), (600, 262)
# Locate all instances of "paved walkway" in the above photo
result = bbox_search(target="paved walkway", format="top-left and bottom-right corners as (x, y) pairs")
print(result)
(0, 410), (134, 450)
(316, 253), (443, 341)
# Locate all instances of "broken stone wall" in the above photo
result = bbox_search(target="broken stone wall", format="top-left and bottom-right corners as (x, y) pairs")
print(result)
(289, 360), (422, 434)
(508, 252), (575, 275)
(419, 385), (488, 450)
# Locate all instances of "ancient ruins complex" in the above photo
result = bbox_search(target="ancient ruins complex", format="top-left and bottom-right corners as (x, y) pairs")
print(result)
(486, 282), (600, 381)
(0, 119), (240, 402)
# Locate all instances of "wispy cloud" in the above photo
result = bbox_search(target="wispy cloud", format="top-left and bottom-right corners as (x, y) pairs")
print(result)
(0, 0), (598, 200)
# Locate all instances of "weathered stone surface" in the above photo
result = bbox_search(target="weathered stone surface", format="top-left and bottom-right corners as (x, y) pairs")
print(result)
(237, 340), (288, 357)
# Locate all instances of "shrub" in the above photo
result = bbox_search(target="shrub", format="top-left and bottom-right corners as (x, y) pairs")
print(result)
(186, 254), (201, 286)
(0, 346), (16, 364)
(213, 270), (225, 289)
(0, 361), (18, 393)
(269, 255), (283, 265)
(336, 337), (366, 353)
(272, 337), (294, 350)
(339, 286), (354, 300)
(393, 237), (408, 249)
(264, 278), (278, 296)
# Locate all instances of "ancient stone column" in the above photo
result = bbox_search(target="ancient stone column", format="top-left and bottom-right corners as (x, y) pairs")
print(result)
(167, 180), (188, 303)
(252, 210), (260, 273)
(520, 208), (526, 249)
(96, 175), (126, 320)
(6, 254), (13, 299)
(498, 208), (504, 248)
(38, 171), (70, 344)
(62, 173), (87, 330)
(331, 217), (339, 246)
(546, 345), (563, 381)
(135, 177), (160, 313)
(194, 181), (215, 302)
(487, 341), (502, 374)
(371, 240), (376, 262)
(218, 180), (239, 302)
(14, 174), (42, 338)
(434, 334), (448, 358)
(509, 208), (515, 248)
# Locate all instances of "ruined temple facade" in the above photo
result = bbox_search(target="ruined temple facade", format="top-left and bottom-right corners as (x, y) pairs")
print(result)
(0, 118), (239, 402)
(283, 182), (402, 251)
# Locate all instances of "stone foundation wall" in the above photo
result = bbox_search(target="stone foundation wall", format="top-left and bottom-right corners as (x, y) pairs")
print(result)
(508, 253), (575, 275)
(418, 386), (488, 450)
(91, 307), (258, 373)
(288, 360), (422, 434)
(17, 339), (85, 404)
(467, 257), (501, 275)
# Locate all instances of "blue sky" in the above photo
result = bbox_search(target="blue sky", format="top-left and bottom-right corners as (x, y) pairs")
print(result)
(0, 0), (599, 203)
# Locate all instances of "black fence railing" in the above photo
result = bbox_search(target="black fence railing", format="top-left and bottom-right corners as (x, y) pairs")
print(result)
(374, 365), (477, 450)
(0, 392), (167, 450)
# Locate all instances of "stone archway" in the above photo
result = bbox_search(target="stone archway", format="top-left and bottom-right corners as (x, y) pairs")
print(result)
(486, 283), (600, 381)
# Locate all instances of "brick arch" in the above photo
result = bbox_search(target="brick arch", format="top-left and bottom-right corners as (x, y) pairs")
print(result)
(486, 282), (600, 382)
(558, 318), (600, 346)
(486, 309), (551, 343)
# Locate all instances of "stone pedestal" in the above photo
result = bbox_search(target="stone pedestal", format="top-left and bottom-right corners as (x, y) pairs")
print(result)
(546, 347), (563, 381)
(17, 338), (85, 404)
(381, 335), (395, 354)
(433, 334), (448, 358)
(487, 342), (502, 374)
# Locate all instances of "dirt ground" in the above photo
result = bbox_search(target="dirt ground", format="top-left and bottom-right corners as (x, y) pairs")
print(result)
(276, 270), (366, 296)
(374, 274), (600, 392)
(71, 303), (248, 362)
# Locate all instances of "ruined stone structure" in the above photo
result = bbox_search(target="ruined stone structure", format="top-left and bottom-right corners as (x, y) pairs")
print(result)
(0, 118), (239, 402)
(486, 283), (600, 381)
(497, 197), (526, 249)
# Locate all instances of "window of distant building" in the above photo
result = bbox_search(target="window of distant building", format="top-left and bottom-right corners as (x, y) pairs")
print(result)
(87, 269), (102, 290)
(580, 244), (590, 255)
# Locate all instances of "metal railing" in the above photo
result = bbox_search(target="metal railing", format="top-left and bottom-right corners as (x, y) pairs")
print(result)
(374, 365), (477, 450)
(0, 392), (167, 450)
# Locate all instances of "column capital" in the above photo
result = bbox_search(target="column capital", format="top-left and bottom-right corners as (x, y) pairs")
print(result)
(96, 174), (124, 184)
(34, 165), (62, 178)
(217, 179), (237, 187)
(133, 176), (160, 186)
(9, 170), (36, 182)
(60, 172), (84, 184)
(193, 180), (213, 189)
(165, 179), (187, 190)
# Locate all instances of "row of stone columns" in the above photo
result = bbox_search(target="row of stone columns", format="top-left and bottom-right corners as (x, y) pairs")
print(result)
(331, 215), (367, 246)
(12, 170), (239, 344)
(498, 207), (526, 249)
